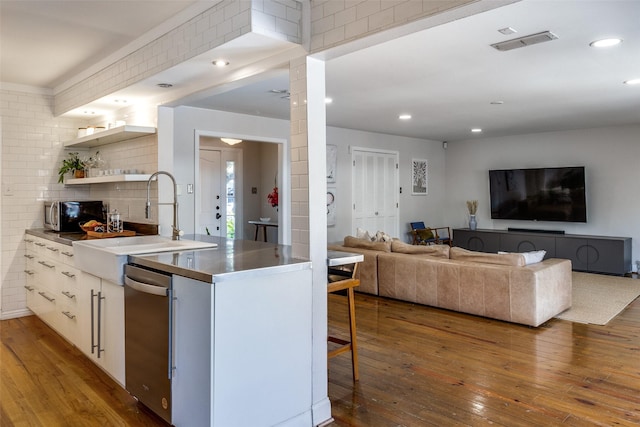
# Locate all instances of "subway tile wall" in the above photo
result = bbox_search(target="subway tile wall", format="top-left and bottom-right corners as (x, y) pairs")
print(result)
(86, 135), (159, 222)
(0, 88), (159, 316)
(309, 0), (475, 52)
(55, 0), (305, 116)
(1, 88), (86, 315)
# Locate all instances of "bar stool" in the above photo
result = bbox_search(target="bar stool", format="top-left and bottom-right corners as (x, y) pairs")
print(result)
(327, 263), (360, 381)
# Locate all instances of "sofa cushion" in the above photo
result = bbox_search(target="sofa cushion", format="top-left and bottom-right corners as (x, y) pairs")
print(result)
(450, 247), (525, 267)
(343, 235), (392, 252)
(499, 250), (546, 265)
(391, 240), (449, 258)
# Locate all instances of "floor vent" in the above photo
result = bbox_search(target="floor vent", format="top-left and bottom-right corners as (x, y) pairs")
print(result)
(491, 31), (558, 51)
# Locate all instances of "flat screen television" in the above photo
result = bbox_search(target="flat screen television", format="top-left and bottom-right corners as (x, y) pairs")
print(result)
(489, 166), (587, 222)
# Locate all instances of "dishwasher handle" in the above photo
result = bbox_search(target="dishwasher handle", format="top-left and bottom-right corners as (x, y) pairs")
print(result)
(124, 276), (169, 297)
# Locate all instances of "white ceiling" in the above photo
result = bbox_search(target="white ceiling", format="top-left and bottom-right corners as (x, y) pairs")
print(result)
(2, 0), (639, 142)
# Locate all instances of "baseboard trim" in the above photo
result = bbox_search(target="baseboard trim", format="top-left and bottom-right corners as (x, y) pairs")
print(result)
(0, 308), (33, 320)
(312, 397), (333, 427)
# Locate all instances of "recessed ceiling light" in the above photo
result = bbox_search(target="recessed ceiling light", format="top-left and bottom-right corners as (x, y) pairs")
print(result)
(590, 38), (623, 48)
(325, 97), (333, 104)
(212, 59), (229, 67)
(220, 138), (242, 145)
(624, 78), (640, 85)
(157, 83), (173, 88)
(471, 128), (483, 133)
(490, 100), (504, 105)
(399, 114), (412, 120)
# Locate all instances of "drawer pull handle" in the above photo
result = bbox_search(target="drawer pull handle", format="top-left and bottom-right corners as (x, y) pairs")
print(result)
(38, 291), (55, 302)
(24, 254), (35, 259)
(35, 242), (46, 247)
(61, 251), (74, 258)
(62, 311), (76, 320)
(24, 238), (34, 243)
(24, 270), (35, 276)
(61, 271), (76, 278)
(46, 246), (59, 252)
(62, 291), (76, 299)
(24, 285), (35, 291)
(38, 261), (55, 269)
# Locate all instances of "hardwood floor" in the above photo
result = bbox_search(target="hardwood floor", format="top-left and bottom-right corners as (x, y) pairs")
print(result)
(2, 293), (639, 426)
(0, 315), (168, 427)
(327, 293), (640, 426)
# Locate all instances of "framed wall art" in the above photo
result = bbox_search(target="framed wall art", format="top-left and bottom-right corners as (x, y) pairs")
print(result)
(327, 144), (337, 183)
(412, 158), (428, 195)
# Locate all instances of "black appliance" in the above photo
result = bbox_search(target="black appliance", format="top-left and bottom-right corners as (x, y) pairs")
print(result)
(489, 166), (587, 222)
(44, 201), (105, 231)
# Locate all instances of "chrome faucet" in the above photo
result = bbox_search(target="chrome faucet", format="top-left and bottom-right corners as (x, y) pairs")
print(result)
(146, 171), (183, 240)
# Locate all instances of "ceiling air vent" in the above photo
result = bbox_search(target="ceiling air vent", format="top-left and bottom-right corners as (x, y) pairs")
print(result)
(491, 31), (558, 51)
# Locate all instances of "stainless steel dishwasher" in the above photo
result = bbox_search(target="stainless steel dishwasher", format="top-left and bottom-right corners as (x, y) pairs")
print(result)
(124, 263), (173, 424)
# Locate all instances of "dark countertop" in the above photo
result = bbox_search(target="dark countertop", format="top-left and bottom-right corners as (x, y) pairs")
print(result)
(27, 229), (311, 283)
(129, 235), (311, 283)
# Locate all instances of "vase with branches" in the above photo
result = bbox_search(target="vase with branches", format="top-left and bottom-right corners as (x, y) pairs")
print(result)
(466, 200), (478, 230)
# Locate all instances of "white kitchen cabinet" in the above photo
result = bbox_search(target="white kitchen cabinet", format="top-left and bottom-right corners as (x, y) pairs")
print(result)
(31, 241), (60, 330)
(23, 238), (38, 313)
(23, 233), (125, 386)
(171, 267), (313, 427)
(77, 273), (125, 386)
(57, 264), (83, 347)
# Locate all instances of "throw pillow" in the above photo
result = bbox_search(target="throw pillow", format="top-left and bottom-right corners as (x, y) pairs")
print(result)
(416, 228), (434, 241)
(343, 235), (392, 252)
(499, 250), (546, 265)
(374, 230), (393, 242)
(391, 241), (450, 258)
(451, 247), (525, 266)
(356, 227), (373, 241)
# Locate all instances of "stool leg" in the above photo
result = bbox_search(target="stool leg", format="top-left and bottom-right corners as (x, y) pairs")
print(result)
(346, 287), (359, 381)
(263, 225), (268, 242)
(254, 226), (259, 241)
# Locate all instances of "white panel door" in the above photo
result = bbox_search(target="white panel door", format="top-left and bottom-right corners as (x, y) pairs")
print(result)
(352, 148), (399, 237)
(199, 150), (224, 236)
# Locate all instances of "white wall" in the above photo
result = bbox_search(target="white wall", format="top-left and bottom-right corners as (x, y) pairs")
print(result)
(445, 124), (640, 270)
(325, 126), (446, 243)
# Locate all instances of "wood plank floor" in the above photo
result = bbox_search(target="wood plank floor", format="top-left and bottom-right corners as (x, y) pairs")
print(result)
(2, 292), (639, 426)
(328, 293), (640, 426)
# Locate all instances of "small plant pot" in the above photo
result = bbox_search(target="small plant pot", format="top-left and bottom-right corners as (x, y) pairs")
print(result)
(74, 170), (85, 178)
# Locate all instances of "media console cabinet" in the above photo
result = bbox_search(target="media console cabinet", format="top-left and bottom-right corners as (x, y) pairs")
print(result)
(453, 228), (632, 275)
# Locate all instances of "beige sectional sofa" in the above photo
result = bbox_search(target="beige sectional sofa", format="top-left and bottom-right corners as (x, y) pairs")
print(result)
(328, 237), (572, 327)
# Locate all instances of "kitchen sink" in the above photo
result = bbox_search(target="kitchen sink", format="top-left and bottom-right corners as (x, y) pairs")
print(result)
(73, 235), (217, 284)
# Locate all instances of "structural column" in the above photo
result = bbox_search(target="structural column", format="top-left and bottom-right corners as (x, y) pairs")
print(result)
(290, 56), (330, 425)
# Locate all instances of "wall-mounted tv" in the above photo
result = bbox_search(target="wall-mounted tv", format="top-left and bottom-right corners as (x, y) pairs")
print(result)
(489, 166), (587, 222)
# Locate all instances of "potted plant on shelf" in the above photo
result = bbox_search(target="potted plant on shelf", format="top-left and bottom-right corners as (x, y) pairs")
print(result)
(58, 152), (86, 183)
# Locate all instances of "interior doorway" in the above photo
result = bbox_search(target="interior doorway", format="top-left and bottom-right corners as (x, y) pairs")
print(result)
(195, 133), (289, 243)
